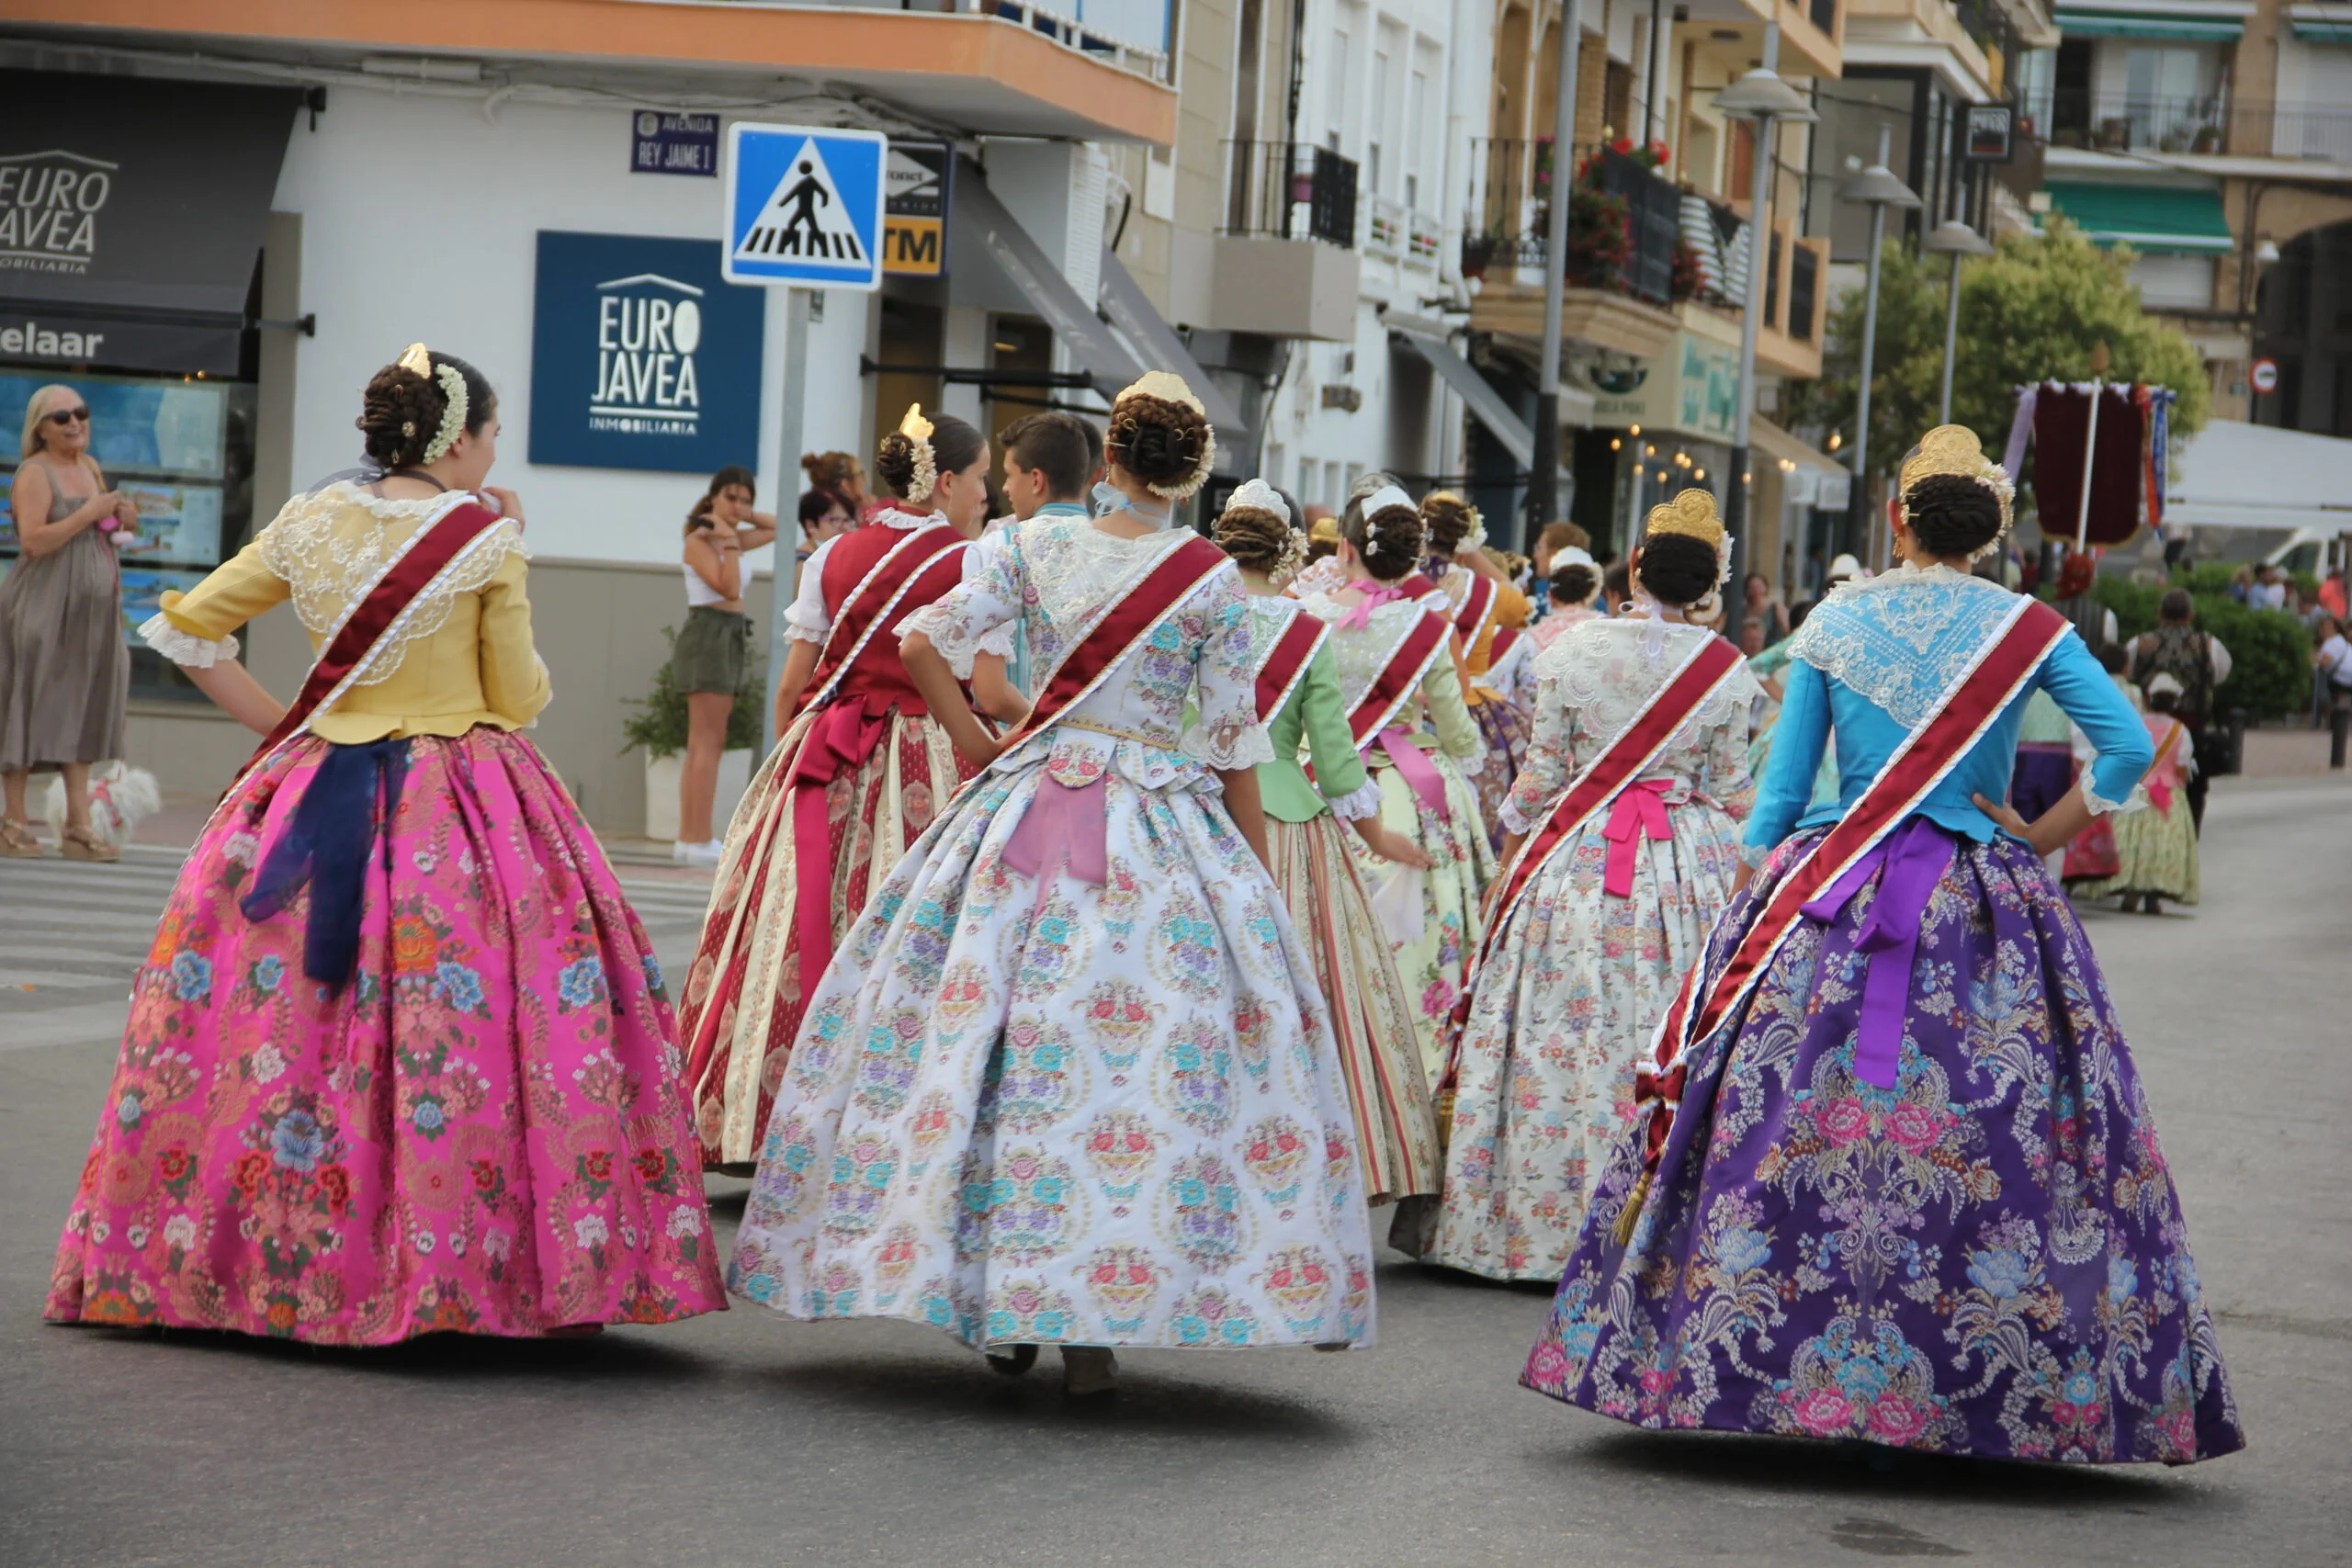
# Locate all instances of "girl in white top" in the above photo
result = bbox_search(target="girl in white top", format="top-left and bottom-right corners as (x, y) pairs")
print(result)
(673, 465), (778, 863)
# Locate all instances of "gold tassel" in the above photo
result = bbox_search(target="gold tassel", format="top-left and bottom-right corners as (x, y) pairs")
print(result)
(1612, 1168), (1654, 1248)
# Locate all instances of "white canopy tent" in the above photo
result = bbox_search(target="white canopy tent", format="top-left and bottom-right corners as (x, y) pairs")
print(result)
(2167, 419), (2352, 534)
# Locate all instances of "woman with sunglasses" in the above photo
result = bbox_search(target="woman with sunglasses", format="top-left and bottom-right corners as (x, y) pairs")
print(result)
(0, 385), (137, 860)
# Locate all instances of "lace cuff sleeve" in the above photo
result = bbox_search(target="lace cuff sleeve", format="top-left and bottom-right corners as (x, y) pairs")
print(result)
(895, 600), (1014, 680)
(1498, 791), (1545, 838)
(2081, 774), (2147, 817)
(1181, 712), (1278, 771)
(1326, 775), (1385, 821)
(140, 612), (239, 668)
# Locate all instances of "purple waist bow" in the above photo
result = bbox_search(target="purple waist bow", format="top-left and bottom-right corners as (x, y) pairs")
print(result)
(1799, 816), (1955, 1091)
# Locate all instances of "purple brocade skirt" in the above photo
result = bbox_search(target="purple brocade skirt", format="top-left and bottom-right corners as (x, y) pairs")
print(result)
(1468, 697), (1531, 853)
(1521, 824), (2245, 1465)
(2010, 743), (2075, 823)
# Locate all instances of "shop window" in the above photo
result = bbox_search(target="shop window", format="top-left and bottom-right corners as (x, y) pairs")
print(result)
(0, 368), (258, 703)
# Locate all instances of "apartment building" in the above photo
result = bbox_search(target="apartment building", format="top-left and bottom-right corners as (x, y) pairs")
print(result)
(2021, 0), (2352, 429)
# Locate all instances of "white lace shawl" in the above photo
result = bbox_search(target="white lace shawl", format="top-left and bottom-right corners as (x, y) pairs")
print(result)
(1783, 563), (2019, 729)
(253, 482), (526, 689)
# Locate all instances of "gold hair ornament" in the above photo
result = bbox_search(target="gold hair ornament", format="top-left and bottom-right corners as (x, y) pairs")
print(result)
(1644, 488), (1734, 615)
(1896, 423), (2016, 559)
(895, 402), (939, 505)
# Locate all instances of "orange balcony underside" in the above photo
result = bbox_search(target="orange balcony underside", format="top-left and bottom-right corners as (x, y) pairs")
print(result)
(7, 0), (1179, 145)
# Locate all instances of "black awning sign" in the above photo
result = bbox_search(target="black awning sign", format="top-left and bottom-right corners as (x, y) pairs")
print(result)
(0, 152), (113, 276)
(0, 70), (298, 318)
(1965, 105), (2014, 163)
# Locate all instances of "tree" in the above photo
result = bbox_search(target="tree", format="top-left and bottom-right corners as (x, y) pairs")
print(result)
(1786, 220), (2211, 517)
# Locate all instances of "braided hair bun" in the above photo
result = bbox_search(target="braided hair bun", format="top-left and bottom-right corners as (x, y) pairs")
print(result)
(1902, 472), (2004, 559)
(1106, 393), (1211, 493)
(1634, 534), (1721, 607)
(1341, 492), (1425, 581)
(1213, 504), (1299, 579)
(1419, 491), (1479, 556)
(356, 351), (494, 471)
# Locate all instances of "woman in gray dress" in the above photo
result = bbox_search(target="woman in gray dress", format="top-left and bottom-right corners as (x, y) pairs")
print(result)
(1, 384), (133, 861)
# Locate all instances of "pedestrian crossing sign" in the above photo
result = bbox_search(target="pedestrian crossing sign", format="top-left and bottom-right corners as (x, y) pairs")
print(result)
(722, 123), (887, 290)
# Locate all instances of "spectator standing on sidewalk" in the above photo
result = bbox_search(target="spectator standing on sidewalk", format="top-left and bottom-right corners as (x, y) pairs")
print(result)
(0, 384), (134, 862)
(2127, 588), (2232, 834)
(2315, 615), (2352, 728)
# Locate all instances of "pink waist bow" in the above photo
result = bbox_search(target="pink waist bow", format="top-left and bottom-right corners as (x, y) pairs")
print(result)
(1001, 773), (1111, 920)
(1600, 779), (1675, 897)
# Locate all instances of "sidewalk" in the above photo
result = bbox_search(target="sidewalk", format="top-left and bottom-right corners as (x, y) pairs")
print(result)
(2238, 724), (2350, 781)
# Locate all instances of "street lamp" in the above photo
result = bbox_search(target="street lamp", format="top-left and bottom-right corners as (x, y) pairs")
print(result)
(1713, 23), (1816, 553)
(1837, 123), (1918, 560)
(1529, 0), (1584, 539)
(1921, 219), (1993, 425)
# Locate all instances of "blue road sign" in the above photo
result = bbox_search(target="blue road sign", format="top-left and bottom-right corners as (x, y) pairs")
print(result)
(722, 123), (887, 290)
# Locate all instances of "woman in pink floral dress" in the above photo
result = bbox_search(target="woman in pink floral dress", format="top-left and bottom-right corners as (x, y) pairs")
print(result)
(45, 346), (725, 1344)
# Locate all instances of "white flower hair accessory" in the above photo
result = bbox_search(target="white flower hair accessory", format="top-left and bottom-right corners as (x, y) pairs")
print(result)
(1219, 479), (1306, 585)
(894, 403), (939, 506)
(1555, 546), (1597, 570)
(399, 343), (469, 466)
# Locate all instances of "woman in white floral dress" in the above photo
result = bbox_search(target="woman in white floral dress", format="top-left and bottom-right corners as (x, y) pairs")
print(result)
(1420, 496), (1757, 1282)
(727, 376), (1374, 1395)
(1293, 486), (1490, 1083)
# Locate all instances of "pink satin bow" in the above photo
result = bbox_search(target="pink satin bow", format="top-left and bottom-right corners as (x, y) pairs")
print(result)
(1338, 582), (1410, 630)
(1002, 774), (1111, 921)
(1600, 779), (1674, 897)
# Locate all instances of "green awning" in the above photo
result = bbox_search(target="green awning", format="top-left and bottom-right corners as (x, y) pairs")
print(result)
(2044, 182), (2235, 254)
(2293, 20), (2352, 40)
(2053, 9), (2245, 38)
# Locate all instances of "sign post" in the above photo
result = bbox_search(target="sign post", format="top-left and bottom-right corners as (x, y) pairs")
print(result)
(721, 122), (888, 747)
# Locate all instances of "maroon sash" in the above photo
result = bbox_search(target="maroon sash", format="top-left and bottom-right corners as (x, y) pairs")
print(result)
(1451, 572), (1500, 653)
(788, 524), (970, 993)
(1486, 624), (1523, 671)
(1396, 571), (1442, 604)
(240, 497), (507, 778)
(800, 524), (969, 714)
(1631, 597), (2070, 1174)
(959, 532), (1233, 781)
(1345, 609), (1452, 746)
(1253, 609), (1329, 724)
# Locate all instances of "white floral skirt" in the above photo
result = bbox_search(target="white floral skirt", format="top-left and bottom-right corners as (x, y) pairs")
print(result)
(728, 761), (1377, 1350)
(1345, 748), (1496, 1082)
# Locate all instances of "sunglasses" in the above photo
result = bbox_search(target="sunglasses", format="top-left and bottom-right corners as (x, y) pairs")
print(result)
(45, 406), (90, 426)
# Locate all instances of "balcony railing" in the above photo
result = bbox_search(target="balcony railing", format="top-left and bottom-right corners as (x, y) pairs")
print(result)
(1222, 141), (1360, 248)
(2046, 89), (2229, 155)
(1460, 140), (1677, 303)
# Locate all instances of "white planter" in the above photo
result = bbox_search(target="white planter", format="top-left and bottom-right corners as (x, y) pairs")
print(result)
(643, 748), (753, 843)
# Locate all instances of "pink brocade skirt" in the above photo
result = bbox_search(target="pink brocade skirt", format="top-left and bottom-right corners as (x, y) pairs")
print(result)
(44, 729), (728, 1344)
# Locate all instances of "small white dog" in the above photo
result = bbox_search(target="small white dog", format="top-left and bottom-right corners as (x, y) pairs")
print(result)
(42, 761), (163, 851)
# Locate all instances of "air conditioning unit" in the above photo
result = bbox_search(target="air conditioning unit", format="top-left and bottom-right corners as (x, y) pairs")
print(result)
(1321, 384), (1363, 412)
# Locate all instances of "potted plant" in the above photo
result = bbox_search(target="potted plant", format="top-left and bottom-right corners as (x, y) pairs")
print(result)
(621, 625), (765, 842)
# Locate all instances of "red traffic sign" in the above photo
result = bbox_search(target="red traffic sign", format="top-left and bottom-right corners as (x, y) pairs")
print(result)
(2250, 356), (2279, 395)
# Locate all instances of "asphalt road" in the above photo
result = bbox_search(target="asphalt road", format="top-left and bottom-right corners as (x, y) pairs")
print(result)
(2, 778), (2346, 1567)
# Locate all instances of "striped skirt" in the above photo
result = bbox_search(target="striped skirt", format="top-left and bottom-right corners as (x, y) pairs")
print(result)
(1268, 812), (1441, 1204)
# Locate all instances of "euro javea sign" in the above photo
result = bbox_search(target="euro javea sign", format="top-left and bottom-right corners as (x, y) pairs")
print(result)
(528, 231), (765, 474)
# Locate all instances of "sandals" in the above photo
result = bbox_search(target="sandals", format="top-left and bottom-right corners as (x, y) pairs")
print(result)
(0, 818), (41, 858)
(58, 823), (119, 863)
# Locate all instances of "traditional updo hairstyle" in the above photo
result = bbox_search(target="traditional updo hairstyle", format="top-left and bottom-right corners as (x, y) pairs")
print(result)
(1549, 559), (1600, 606)
(1900, 472), (2005, 560)
(1212, 479), (1304, 583)
(1106, 389), (1213, 496)
(1636, 534), (1723, 607)
(1419, 490), (1480, 558)
(1340, 479), (1425, 582)
(874, 412), (984, 504)
(357, 349), (495, 471)
(1635, 490), (1730, 612)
